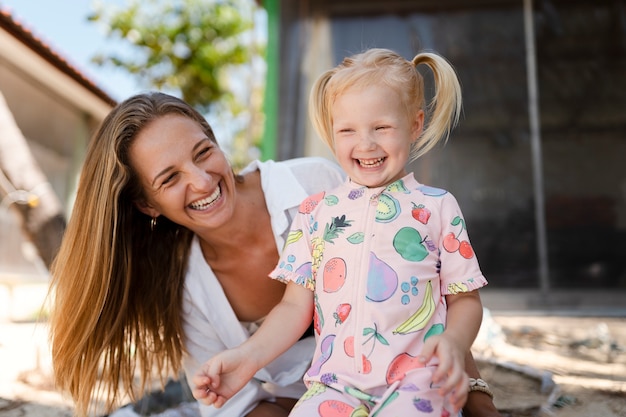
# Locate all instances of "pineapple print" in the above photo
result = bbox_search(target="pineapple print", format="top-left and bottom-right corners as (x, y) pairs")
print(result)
(311, 215), (352, 281)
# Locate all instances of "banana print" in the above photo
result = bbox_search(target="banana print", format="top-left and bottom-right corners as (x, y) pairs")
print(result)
(393, 280), (435, 335)
(447, 281), (468, 294)
(285, 229), (304, 247)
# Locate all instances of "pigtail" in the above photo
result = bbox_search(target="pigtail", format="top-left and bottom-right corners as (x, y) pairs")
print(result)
(411, 52), (462, 161)
(309, 68), (337, 151)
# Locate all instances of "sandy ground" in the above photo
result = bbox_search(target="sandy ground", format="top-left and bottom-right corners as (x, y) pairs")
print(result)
(472, 313), (626, 417)
(0, 308), (624, 417)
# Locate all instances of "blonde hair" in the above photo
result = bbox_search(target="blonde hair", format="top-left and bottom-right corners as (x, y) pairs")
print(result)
(49, 92), (217, 415)
(309, 48), (462, 162)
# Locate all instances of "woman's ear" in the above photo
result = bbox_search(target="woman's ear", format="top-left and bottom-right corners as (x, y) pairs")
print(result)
(134, 199), (160, 218)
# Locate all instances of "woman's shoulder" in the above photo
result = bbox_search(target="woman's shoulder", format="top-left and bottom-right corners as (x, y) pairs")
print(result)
(285, 157), (345, 192)
(279, 156), (343, 174)
(260, 157), (345, 192)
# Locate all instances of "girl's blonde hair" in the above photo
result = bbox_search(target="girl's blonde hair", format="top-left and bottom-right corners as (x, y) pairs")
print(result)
(49, 92), (216, 416)
(309, 48), (462, 162)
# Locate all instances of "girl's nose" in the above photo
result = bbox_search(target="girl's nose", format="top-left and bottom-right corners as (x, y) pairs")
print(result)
(357, 132), (377, 150)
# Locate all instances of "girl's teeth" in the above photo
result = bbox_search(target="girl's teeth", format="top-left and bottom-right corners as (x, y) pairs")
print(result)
(190, 186), (221, 210)
(359, 158), (384, 167)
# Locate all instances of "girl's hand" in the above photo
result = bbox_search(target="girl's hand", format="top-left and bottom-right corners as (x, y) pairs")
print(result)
(419, 333), (468, 412)
(191, 347), (257, 408)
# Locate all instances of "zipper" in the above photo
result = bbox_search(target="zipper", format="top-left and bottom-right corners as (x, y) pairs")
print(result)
(352, 187), (380, 374)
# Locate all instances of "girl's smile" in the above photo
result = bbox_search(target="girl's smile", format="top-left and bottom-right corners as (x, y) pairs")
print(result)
(331, 83), (423, 188)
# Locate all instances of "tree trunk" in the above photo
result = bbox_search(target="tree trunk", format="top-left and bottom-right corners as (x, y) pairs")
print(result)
(0, 90), (66, 270)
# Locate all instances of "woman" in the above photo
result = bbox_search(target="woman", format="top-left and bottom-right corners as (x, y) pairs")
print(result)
(49, 92), (500, 417)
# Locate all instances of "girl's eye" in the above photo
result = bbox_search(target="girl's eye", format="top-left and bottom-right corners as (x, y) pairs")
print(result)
(376, 126), (390, 131)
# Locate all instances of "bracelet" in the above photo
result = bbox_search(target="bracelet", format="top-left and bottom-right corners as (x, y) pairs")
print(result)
(468, 378), (494, 399)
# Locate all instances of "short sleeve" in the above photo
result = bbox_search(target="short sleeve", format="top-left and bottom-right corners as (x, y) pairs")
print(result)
(269, 192), (326, 291)
(437, 193), (488, 295)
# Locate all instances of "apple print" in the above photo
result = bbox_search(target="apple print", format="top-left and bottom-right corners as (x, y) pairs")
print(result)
(424, 323), (445, 341)
(392, 228), (429, 262)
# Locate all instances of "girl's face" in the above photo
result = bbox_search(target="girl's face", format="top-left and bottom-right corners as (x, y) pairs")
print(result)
(331, 84), (423, 188)
(128, 113), (236, 233)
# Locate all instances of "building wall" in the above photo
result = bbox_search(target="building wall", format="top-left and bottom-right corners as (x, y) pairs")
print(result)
(0, 22), (113, 283)
(274, 0), (626, 309)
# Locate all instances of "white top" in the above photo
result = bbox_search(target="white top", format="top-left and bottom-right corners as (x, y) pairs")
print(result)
(181, 157), (345, 417)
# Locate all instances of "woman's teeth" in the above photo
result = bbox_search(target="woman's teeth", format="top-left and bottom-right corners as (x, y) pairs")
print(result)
(358, 158), (385, 167)
(189, 186), (221, 210)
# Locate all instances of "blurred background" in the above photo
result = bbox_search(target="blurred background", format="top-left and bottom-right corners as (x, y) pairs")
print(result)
(2, 0), (625, 313)
(0, 0), (624, 416)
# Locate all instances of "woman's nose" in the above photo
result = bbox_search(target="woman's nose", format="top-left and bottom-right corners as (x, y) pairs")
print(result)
(188, 167), (212, 191)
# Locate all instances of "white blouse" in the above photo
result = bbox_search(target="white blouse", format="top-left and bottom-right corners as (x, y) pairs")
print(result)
(181, 157), (345, 417)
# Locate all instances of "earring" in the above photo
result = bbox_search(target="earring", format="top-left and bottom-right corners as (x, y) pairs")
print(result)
(150, 217), (157, 231)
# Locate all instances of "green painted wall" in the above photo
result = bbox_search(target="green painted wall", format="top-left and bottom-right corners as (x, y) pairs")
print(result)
(260, 0), (279, 160)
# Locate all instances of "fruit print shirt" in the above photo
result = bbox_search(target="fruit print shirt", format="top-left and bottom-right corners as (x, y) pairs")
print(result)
(270, 172), (488, 392)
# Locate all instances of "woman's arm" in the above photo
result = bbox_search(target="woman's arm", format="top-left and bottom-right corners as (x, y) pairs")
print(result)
(462, 351), (501, 417)
(193, 282), (314, 407)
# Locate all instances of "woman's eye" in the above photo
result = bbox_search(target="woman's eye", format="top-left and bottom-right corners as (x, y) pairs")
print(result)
(161, 173), (177, 186)
(196, 146), (212, 159)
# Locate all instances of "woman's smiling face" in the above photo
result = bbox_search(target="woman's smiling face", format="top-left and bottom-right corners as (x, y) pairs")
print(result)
(129, 113), (237, 232)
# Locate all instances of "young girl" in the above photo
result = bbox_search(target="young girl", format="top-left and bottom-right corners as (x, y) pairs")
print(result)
(192, 48), (487, 416)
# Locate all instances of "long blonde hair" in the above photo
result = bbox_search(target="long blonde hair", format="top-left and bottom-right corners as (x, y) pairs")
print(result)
(49, 92), (217, 415)
(309, 48), (462, 162)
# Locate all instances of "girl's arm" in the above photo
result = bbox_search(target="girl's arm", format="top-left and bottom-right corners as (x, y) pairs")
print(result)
(419, 290), (483, 412)
(192, 281), (313, 408)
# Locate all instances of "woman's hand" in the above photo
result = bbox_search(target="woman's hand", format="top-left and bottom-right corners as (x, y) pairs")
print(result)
(462, 390), (502, 417)
(191, 347), (258, 408)
(462, 351), (502, 417)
